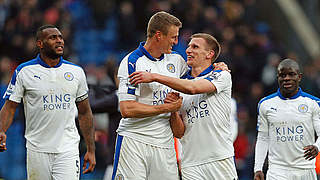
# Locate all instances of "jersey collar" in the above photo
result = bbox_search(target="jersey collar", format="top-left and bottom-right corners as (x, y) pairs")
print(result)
(277, 87), (302, 100)
(181, 65), (216, 79)
(36, 54), (63, 68)
(138, 42), (165, 61)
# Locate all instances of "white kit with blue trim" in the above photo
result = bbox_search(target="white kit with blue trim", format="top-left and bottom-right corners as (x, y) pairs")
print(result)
(117, 42), (188, 148)
(257, 88), (320, 169)
(3, 54), (89, 153)
(178, 65), (234, 168)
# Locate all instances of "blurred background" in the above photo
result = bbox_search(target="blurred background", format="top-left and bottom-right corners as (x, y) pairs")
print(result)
(0, 0), (320, 179)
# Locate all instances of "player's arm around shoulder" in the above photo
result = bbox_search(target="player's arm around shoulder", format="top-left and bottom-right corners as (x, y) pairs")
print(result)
(186, 79), (217, 94)
(183, 70), (232, 95)
(129, 71), (216, 95)
(119, 66), (183, 118)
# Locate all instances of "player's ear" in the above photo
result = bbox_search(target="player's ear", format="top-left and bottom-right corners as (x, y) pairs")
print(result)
(207, 50), (215, 60)
(155, 31), (161, 42)
(298, 73), (302, 82)
(36, 40), (43, 49)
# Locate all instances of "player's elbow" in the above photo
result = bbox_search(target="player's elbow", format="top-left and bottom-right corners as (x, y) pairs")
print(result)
(119, 101), (135, 118)
(173, 128), (185, 139)
(184, 87), (198, 95)
(120, 108), (133, 118)
(174, 131), (184, 139)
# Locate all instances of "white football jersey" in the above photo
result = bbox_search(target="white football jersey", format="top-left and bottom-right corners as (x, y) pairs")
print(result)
(3, 55), (88, 153)
(117, 42), (188, 148)
(179, 66), (234, 168)
(257, 88), (320, 169)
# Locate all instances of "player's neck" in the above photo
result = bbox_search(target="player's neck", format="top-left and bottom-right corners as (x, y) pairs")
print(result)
(280, 88), (299, 98)
(191, 63), (211, 77)
(144, 39), (162, 59)
(40, 53), (60, 67)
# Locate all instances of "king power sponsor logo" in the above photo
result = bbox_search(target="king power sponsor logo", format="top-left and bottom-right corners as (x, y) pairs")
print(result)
(43, 93), (71, 111)
(275, 125), (304, 142)
(186, 100), (210, 123)
(152, 88), (171, 105)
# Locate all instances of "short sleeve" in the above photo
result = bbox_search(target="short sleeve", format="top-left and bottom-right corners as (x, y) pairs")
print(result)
(75, 68), (89, 102)
(312, 101), (320, 138)
(4, 69), (24, 103)
(117, 56), (139, 101)
(177, 55), (188, 77)
(257, 101), (268, 133)
(206, 71), (231, 94)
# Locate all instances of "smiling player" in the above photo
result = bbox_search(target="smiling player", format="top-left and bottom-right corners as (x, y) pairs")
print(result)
(129, 33), (237, 180)
(254, 59), (320, 180)
(112, 11), (188, 180)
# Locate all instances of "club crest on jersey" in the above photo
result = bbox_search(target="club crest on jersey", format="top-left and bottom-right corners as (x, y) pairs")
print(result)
(115, 174), (124, 180)
(167, 63), (175, 73)
(64, 72), (74, 81)
(298, 104), (308, 113)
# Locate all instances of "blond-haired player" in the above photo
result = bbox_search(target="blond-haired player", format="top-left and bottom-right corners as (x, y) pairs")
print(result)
(112, 11), (188, 180)
(130, 33), (238, 180)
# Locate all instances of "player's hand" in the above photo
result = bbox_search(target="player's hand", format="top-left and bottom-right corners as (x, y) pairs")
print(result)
(82, 151), (96, 174)
(0, 132), (7, 152)
(303, 145), (319, 160)
(168, 96), (183, 112)
(129, 71), (154, 86)
(213, 62), (230, 72)
(164, 92), (180, 103)
(254, 171), (264, 180)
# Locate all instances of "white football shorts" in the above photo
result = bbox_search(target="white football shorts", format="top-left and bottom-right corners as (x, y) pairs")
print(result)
(267, 167), (317, 180)
(112, 135), (179, 180)
(27, 149), (80, 180)
(181, 157), (238, 180)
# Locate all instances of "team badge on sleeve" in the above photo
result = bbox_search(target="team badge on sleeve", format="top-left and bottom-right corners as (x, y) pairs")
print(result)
(167, 63), (175, 73)
(208, 71), (221, 80)
(64, 72), (74, 81)
(7, 83), (14, 94)
(115, 174), (124, 180)
(298, 104), (308, 113)
(212, 71), (222, 79)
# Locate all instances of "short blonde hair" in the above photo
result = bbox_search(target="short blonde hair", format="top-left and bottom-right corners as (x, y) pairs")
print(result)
(147, 11), (182, 38)
(191, 33), (221, 63)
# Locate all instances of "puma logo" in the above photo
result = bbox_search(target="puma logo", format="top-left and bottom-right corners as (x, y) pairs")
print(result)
(34, 75), (41, 80)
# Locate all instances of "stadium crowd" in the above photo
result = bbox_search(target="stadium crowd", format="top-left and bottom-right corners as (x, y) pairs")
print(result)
(1, 0), (320, 179)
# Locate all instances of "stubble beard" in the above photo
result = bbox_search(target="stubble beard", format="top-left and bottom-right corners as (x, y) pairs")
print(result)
(44, 48), (63, 59)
